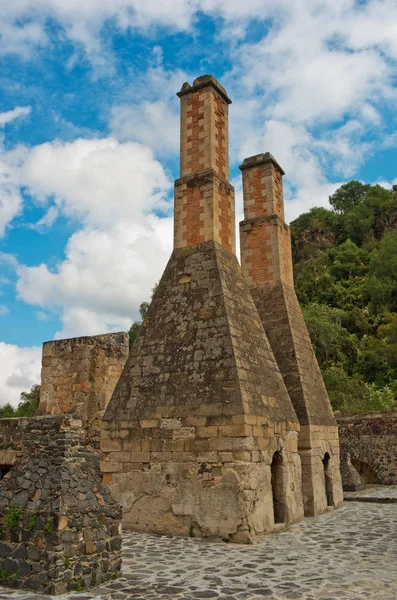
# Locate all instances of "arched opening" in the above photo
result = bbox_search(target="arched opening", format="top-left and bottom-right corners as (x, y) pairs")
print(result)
(0, 465), (11, 481)
(271, 451), (286, 524)
(322, 453), (334, 507)
(351, 458), (381, 485)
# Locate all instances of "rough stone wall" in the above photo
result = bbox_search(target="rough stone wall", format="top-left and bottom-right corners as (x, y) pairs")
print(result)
(39, 332), (128, 447)
(102, 240), (304, 542)
(0, 418), (29, 474)
(0, 415), (122, 595)
(239, 153), (343, 516)
(337, 411), (397, 490)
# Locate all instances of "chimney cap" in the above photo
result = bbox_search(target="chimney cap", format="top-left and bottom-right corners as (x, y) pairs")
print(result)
(177, 75), (232, 105)
(239, 152), (285, 175)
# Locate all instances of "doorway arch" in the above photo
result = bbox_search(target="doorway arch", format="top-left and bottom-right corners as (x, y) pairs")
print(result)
(322, 452), (334, 507)
(351, 458), (381, 485)
(271, 451), (286, 524)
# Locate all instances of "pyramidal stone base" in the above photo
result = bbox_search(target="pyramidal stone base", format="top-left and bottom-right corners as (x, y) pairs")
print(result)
(249, 280), (344, 516)
(102, 241), (304, 542)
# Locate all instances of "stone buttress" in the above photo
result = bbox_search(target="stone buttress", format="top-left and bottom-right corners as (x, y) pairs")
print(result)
(101, 76), (304, 542)
(239, 153), (343, 516)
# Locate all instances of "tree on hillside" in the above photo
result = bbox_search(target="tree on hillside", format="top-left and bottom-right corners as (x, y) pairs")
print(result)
(367, 230), (397, 313)
(329, 181), (369, 214)
(290, 180), (397, 413)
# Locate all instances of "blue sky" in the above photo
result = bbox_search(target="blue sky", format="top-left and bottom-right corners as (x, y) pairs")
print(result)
(1, 0), (397, 406)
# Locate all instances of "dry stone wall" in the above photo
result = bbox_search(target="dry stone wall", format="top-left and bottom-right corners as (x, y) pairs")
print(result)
(0, 418), (30, 476)
(0, 415), (122, 595)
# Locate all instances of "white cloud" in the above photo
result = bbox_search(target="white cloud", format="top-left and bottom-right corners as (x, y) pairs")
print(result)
(0, 106), (31, 235)
(0, 305), (9, 316)
(0, 342), (41, 407)
(0, 106), (31, 127)
(18, 137), (171, 228)
(17, 217), (173, 338)
(0, 136), (173, 337)
(110, 101), (179, 153)
(0, 159), (22, 237)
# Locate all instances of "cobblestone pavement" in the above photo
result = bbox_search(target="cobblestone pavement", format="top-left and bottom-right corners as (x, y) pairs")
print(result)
(344, 485), (397, 503)
(1, 498), (397, 600)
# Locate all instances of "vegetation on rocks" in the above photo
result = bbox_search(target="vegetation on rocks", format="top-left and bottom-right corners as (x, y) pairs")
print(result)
(291, 181), (397, 413)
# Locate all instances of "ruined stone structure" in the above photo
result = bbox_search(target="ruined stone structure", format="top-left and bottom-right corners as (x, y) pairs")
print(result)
(0, 333), (127, 593)
(0, 415), (121, 594)
(101, 75), (305, 542)
(40, 333), (129, 447)
(239, 153), (343, 516)
(337, 411), (397, 490)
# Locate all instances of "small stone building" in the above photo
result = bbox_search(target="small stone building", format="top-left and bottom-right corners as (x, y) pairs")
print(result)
(0, 333), (127, 594)
(101, 76), (305, 542)
(39, 332), (129, 447)
(239, 153), (343, 515)
(0, 415), (121, 595)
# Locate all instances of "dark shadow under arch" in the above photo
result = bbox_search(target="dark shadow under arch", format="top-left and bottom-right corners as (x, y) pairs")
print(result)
(271, 451), (286, 524)
(0, 465), (11, 480)
(351, 458), (381, 485)
(322, 452), (334, 507)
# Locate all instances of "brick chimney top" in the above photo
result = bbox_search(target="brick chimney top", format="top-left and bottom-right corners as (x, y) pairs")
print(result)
(177, 75), (232, 105)
(239, 152), (285, 175)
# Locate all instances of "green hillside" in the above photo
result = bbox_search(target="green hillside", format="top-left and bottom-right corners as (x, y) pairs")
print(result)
(291, 181), (397, 413)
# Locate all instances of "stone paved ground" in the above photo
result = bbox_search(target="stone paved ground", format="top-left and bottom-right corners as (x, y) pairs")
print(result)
(1, 498), (397, 600)
(344, 485), (397, 502)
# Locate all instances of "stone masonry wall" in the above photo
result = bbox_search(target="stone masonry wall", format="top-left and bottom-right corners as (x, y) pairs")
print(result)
(239, 153), (343, 517)
(39, 332), (128, 447)
(0, 418), (29, 475)
(0, 415), (122, 595)
(102, 240), (304, 543)
(337, 411), (397, 490)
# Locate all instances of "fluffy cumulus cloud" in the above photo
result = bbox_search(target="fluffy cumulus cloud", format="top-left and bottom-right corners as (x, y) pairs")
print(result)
(225, 0), (397, 219)
(0, 107), (31, 236)
(17, 216), (173, 338)
(0, 343), (41, 407)
(2, 136), (174, 337)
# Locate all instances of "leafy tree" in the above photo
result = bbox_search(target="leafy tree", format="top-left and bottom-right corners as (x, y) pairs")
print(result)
(367, 230), (397, 313)
(329, 240), (367, 280)
(0, 384), (40, 419)
(302, 304), (358, 374)
(329, 181), (369, 214)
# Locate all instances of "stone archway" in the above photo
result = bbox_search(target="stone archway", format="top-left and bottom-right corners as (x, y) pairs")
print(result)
(271, 451), (286, 524)
(350, 458), (381, 485)
(322, 452), (334, 507)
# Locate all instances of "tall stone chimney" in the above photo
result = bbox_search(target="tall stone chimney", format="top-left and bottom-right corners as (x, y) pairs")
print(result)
(174, 76), (235, 252)
(239, 153), (343, 516)
(101, 78), (304, 542)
